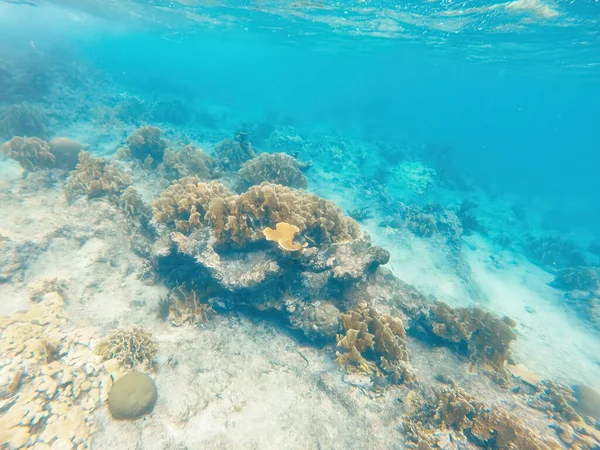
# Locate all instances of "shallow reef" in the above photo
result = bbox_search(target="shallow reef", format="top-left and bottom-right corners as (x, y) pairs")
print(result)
(150, 98), (191, 125)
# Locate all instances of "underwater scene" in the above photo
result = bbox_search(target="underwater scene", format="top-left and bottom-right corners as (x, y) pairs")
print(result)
(1, 0), (600, 448)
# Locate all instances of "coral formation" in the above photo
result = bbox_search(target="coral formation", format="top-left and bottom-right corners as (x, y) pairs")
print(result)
(335, 304), (413, 384)
(161, 144), (220, 180)
(65, 151), (132, 201)
(1, 136), (55, 171)
(107, 371), (158, 420)
(403, 386), (561, 449)
(95, 326), (157, 369)
(0, 103), (47, 140)
(414, 302), (517, 380)
(552, 267), (599, 291)
(214, 137), (255, 171)
(113, 96), (148, 124)
(289, 301), (341, 341)
(388, 160), (436, 195)
(48, 137), (88, 170)
(124, 125), (169, 165)
(153, 180), (361, 248)
(263, 222), (306, 252)
(0, 289), (110, 449)
(524, 236), (586, 269)
(238, 152), (308, 189)
(406, 212), (437, 237)
(347, 207), (373, 222)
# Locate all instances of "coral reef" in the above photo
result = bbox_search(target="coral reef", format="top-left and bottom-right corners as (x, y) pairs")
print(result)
(161, 144), (220, 180)
(403, 386), (561, 449)
(107, 371), (158, 420)
(95, 326), (157, 369)
(48, 137), (88, 170)
(124, 125), (169, 165)
(388, 160), (436, 195)
(0, 289), (110, 449)
(347, 207), (373, 222)
(1, 136), (55, 171)
(214, 137), (256, 171)
(151, 98), (191, 124)
(524, 236), (586, 270)
(153, 180), (362, 248)
(65, 151), (132, 202)
(457, 199), (486, 235)
(406, 212), (437, 237)
(238, 152), (308, 189)
(0, 103), (47, 140)
(552, 267), (599, 291)
(335, 304), (413, 384)
(289, 301), (341, 341)
(413, 302), (517, 382)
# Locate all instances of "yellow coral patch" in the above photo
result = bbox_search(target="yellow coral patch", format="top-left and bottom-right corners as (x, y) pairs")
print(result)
(263, 222), (307, 252)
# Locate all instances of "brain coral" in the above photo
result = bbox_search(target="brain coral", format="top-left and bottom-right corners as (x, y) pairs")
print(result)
(153, 179), (361, 248)
(1, 136), (55, 171)
(238, 152), (308, 189)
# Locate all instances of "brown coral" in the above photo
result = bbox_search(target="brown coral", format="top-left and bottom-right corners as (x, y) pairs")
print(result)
(95, 326), (157, 369)
(420, 301), (516, 379)
(125, 125), (169, 165)
(336, 304), (413, 384)
(151, 177), (232, 233)
(214, 137), (255, 171)
(162, 144), (220, 180)
(152, 180), (362, 248)
(238, 152), (307, 189)
(1, 136), (55, 171)
(65, 151), (131, 202)
(404, 386), (561, 449)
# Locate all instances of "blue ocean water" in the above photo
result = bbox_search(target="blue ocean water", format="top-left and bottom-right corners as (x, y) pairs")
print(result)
(1, 0), (600, 448)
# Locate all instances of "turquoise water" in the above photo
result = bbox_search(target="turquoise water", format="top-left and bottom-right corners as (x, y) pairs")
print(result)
(1, 0), (600, 448)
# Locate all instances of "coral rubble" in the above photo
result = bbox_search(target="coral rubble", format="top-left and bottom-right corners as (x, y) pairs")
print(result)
(1, 136), (55, 171)
(238, 152), (308, 189)
(0, 289), (110, 449)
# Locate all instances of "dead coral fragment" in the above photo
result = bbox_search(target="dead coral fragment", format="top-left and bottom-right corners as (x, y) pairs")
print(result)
(404, 386), (561, 449)
(152, 177), (232, 233)
(1, 136), (55, 171)
(336, 304), (413, 384)
(95, 326), (157, 369)
(263, 222), (306, 252)
(238, 152), (308, 189)
(162, 144), (220, 180)
(419, 301), (516, 379)
(65, 151), (131, 201)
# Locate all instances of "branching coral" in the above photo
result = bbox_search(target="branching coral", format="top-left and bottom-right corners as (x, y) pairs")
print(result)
(214, 137), (255, 171)
(65, 151), (131, 202)
(95, 326), (157, 369)
(416, 302), (516, 381)
(162, 144), (220, 180)
(125, 125), (169, 165)
(238, 152), (308, 189)
(153, 180), (362, 248)
(403, 386), (561, 449)
(0, 103), (47, 140)
(1, 136), (55, 171)
(335, 304), (413, 384)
